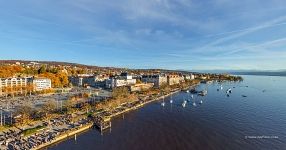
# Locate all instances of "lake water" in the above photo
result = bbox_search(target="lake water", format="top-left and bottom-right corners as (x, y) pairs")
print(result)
(48, 75), (286, 150)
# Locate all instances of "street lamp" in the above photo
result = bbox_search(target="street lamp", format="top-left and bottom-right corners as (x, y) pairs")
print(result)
(0, 107), (2, 126)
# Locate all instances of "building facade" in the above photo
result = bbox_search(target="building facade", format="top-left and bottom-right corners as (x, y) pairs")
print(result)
(69, 74), (109, 88)
(167, 75), (184, 85)
(105, 73), (137, 89)
(106, 77), (136, 89)
(0, 77), (29, 95)
(32, 78), (52, 91)
(141, 74), (167, 88)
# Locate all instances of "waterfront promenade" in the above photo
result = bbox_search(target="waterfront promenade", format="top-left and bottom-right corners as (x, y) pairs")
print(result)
(0, 82), (200, 150)
(34, 86), (192, 149)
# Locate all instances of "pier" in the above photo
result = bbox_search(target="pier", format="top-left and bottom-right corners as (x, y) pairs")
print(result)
(93, 116), (112, 132)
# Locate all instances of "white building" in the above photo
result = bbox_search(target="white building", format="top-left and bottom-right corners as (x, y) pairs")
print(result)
(32, 78), (52, 91)
(141, 74), (167, 88)
(120, 72), (133, 80)
(106, 78), (136, 89)
(184, 74), (195, 80)
(167, 75), (184, 85)
(106, 73), (137, 89)
(0, 77), (29, 95)
(190, 74), (195, 80)
(0, 77), (28, 88)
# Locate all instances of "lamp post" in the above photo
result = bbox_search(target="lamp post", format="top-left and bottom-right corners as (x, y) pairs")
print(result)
(0, 107), (2, 126)
(10, 112), (12, 125)
(60, 100), (63, 112)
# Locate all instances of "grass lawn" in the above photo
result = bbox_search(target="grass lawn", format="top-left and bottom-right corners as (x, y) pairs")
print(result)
(22, 125), (46, 136)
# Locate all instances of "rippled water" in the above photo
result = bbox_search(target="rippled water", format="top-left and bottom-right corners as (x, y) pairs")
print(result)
(48, 75), (286, 150)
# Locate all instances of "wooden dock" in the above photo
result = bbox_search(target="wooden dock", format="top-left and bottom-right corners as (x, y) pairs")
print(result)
(93, 117), (111, 132)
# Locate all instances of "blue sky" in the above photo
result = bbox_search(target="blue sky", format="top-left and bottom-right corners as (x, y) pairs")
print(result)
(0, 0), (286, 70)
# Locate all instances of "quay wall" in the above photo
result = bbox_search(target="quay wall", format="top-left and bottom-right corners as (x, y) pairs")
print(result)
(33, 123), (93, 150)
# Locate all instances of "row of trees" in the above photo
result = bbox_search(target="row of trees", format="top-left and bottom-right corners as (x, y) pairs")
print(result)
(96, 87), (138, 110)
(14, 92), (98, 125)
(1, 84), (34, 98)
(0, 65), (22, 78)
(14, 101), (57, 125)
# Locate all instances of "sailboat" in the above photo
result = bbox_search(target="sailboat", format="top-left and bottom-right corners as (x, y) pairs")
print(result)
(198, 90), (207, 96)
(182, 100), (187, 107)
(161, 95), (165, 107)
(170, 94), (173, 104)
(192, 95), (197, 106)
(187, 95), (191, 102)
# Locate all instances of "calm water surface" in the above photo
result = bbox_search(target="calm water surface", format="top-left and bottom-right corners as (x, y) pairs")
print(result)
(48, 75), (286, 150)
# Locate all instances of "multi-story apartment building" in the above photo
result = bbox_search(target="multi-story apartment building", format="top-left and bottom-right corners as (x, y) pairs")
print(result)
(0, 77), (29, 95)
(0, 77), (52, 95)
(69, 74), (94, 87)
(167, 74), (185, 85)
(141, 74), (168, 88)
(0, 77), (28, 88)
(105, 73), (136, 89)
(31, 78), (52, 91)
(69, 74), (109, 88)
(183, 74), (195, 80)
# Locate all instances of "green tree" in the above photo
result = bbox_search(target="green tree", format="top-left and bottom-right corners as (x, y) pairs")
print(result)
(38, 65), (47, 74)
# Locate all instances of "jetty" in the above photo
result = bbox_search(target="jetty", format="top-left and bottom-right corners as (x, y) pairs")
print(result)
(93, 116), (111, 132)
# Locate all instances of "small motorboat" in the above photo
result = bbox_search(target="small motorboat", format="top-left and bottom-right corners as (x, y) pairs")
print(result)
(190, 89), (198, 94)
(161, 96), (165, 106)
(226, 88), (232, 94)
(199, 90), (207, 96)
(170, 99), (173, 104)
(199, 100), (203, 104)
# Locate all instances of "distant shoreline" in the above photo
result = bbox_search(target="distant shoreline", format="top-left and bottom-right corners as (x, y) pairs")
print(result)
(231, 72), (286, 77)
